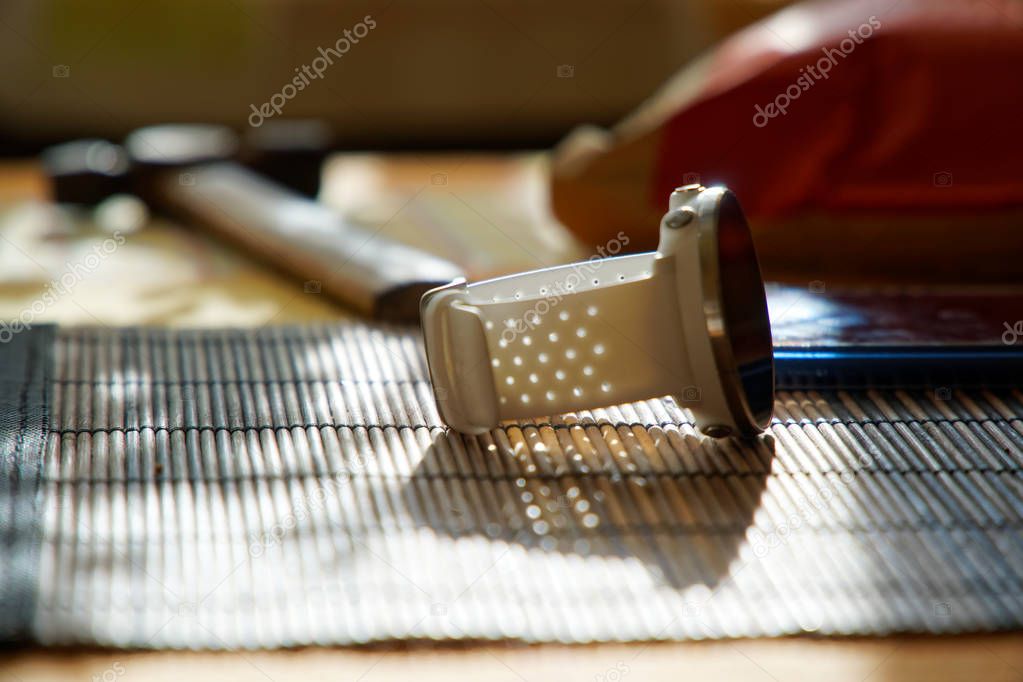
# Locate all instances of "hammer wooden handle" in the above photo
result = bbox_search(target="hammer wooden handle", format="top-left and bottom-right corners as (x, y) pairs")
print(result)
(150, 162), (463, 322)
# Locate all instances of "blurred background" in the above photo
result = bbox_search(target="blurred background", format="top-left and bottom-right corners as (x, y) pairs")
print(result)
(2, 2), (1023, 680)
(0, 0), (799, 329)
(1, 0), (1021, 312)
(0, 0), (786, 151)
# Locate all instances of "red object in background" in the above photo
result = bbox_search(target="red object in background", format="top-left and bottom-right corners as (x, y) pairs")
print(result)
(652, 0), (1023, 220)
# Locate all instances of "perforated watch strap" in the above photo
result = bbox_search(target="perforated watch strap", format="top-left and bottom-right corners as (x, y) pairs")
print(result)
(470, 261), (688, 420)
(421, 246), (700, 432)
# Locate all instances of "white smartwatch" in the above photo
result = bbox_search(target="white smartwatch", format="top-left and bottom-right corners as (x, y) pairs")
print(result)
(421, 185), (774, 438)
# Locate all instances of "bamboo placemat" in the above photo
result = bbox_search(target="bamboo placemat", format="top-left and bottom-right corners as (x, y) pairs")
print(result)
(2, 323), (1022, 649)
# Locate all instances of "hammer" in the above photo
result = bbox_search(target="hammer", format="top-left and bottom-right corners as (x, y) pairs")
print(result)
(41, 122), (464, 323)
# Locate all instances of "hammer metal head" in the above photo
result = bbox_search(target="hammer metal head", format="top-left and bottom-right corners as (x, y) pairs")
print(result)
(124, 124), (239, 169)
(41, 139), (130, 204)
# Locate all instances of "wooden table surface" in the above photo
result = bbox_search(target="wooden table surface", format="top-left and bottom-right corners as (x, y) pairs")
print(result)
(0, 155), (1020, 682)
(3, 635), (1023, 682)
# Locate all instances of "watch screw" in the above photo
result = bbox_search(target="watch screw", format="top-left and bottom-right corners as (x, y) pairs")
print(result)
(701, 424), (733, 439)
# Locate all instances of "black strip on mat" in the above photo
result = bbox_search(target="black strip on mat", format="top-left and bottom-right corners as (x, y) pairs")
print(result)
(0, 325), (54, 642)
